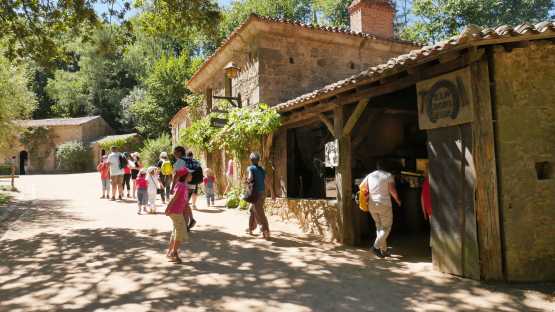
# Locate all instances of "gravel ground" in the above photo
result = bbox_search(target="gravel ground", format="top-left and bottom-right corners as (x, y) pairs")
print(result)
(0, 173), (553, 312)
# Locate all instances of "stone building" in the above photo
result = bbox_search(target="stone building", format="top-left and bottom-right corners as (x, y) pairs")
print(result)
(183, 0), (418, 193)
(269, 22), (555, 282)
(2, 116), (112, 174)
(169, 107), (190, 147)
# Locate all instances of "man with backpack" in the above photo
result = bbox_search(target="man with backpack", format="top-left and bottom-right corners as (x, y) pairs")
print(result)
(157, 152), (173, 204)
(183, 151), (204, 211)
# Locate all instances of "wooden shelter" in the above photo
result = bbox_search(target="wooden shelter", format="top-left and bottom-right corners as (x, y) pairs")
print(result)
(269, 22), (555, 282)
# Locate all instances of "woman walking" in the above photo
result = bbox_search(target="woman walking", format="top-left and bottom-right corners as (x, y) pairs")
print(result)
(122, 152), (132, 198)
(131, 153), (142, 199)
(245, 152), (270, 240)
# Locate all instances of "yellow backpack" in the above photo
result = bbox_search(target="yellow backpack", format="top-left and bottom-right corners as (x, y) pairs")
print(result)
(161, 160), (173, 176)
(358, 178), (369, 212)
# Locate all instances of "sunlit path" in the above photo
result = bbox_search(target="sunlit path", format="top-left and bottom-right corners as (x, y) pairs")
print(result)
(0, 174), (553, 312)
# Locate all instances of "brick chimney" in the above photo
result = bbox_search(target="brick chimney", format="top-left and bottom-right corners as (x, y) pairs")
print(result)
(348, 0), (395, 39)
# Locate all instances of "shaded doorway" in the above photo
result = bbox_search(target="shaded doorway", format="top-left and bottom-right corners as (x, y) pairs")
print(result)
(19, 151), (28, 175)
(350, 86), (431, 260)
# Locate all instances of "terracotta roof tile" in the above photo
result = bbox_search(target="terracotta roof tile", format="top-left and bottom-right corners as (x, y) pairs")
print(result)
(188, 14), (419, 88)
(275, 21), (555, 112)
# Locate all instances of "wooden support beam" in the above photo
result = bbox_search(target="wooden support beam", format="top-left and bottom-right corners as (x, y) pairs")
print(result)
(318, 113), (335, 138)
(334, 106), (357, 246)
(471, 58), (504, 281)
(342, 98), (369, 137)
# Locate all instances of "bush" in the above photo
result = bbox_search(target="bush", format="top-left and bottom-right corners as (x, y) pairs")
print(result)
(225, 186), (244, 209)
(139, 133), (172, 167)
(56, 141), (91, 172)
(98, 135), (143, 153)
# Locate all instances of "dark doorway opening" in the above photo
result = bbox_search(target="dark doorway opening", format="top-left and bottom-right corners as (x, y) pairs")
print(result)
(286, 123), (334, 199)
(351, 86), (431, 260)
(19, 151), (28, 175)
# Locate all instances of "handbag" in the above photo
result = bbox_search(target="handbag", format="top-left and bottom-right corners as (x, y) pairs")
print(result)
(243, 170), (258, 203)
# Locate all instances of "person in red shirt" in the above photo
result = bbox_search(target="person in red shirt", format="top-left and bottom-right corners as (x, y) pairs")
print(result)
(136, 170), (148, 215)
(96, 156), (110, 199)
(203, 168), (216, 207)
(165, 167), (190, 264)
(421, 175), (432, 220)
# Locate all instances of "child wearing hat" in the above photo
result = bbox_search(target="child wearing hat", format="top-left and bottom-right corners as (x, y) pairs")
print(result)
(165, 167), (190, 264)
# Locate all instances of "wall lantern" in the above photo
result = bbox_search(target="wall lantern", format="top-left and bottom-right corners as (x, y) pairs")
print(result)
(224, 62), (240, 79)
(213, 62), (242, 108)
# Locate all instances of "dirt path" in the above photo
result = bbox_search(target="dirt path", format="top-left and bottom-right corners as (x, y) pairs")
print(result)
(0, 173), (553, 312)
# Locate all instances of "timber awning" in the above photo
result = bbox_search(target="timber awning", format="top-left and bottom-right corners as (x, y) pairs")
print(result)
(276, 21), (555, 125)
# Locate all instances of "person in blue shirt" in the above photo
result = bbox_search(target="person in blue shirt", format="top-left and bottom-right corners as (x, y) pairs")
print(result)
(246, 152), (270, 239)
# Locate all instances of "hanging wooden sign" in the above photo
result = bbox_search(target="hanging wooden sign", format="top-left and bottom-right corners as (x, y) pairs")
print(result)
(417, 67), (474, 130)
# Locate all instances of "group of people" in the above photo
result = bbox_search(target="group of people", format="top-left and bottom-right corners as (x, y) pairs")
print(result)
(96, 145), (269, 264)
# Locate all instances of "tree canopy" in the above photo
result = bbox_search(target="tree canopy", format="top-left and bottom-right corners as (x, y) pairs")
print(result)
(2, 0), (553, 143)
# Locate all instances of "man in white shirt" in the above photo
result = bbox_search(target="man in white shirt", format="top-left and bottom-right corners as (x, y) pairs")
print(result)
(362, 160), (401, 258)
(107, 146), (124, 200)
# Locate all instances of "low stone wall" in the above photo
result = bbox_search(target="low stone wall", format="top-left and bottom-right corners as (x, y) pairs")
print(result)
(265, 197), (340, 242)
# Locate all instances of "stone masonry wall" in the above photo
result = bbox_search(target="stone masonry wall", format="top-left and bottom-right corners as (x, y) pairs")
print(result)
(257, 32), (411, 106)
(265, 198), (340, 242)
(493, 41), (555, 282)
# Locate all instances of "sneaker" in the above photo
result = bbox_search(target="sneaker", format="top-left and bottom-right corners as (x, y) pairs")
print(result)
(118, 196), (123, 201)
(127, 194), (131, 198)
(111, 197), (116, 201)
(188, 219), (197, 230)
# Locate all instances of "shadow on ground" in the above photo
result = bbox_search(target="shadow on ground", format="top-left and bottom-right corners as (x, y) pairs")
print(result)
(0, 225), (553, 312)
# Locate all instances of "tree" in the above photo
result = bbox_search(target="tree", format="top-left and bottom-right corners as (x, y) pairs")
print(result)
(134, 0), (221, 44)
(312, 0), (352, 27)
(128, 53), (199, 138)
(403, 0), (554, 43)
(0, 54), (37, 153)
(0, 0), (132, 66)
(46, 26), (137, 130)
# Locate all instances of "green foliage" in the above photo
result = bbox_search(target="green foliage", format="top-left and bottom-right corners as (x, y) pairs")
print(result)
(46, 71), (91, 117)
(56, 141), (92, 172)
(46, 26), (137, 131)
(0, 54), (37, 153)
(403, 0), (554, 43)
(98, 135), (142, 154)
(134, 0), (221, 43)
(181, 104), (281, 159)
(0, 1), (102, 66)
(139, 134), (172, 167)
(19, 127), (54, 170)
(225, 186), (244, 209)
(0, 192), (11, 205)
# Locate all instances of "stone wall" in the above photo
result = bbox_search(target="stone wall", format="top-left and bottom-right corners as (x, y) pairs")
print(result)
(81, 118), (112, 143)
(265, 197), (340, 242)
(492, 41), (555, 282)
(257, 32), (411, 106)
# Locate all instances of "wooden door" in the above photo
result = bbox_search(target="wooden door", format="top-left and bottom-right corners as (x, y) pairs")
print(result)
(427, 124), (480, 279)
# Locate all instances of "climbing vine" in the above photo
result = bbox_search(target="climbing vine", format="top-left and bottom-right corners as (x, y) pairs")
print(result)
(179, 103), (281, 159)
(20, 127), (55, 170)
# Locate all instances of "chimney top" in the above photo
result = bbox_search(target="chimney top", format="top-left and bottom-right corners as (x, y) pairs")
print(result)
(348, 0), (395, 39)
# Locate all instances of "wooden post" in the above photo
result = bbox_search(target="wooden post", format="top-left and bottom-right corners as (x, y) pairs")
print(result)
(334, 106), (354, 244)
(471, 59), (504, 280)
(11, 163), (16, 191)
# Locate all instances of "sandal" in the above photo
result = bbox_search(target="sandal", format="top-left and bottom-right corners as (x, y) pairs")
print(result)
(262, 231), (271, 240)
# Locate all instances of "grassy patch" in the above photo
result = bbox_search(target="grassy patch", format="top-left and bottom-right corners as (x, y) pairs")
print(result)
(0, 185), (18, 192)
(0, 192), (11, 205)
